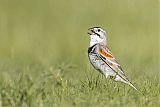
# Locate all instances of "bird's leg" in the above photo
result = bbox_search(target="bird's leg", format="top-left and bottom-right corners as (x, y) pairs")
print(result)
(109, 76), (115, 80)
(105, 74), (113, 84)
(107, 73), (118, 86)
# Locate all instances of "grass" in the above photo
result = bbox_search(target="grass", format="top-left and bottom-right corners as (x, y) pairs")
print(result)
(0, 0), (159, 107)
(0, 61), (159, 107)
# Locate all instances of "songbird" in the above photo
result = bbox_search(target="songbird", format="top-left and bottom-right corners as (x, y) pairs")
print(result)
(87, 27), (138, 91)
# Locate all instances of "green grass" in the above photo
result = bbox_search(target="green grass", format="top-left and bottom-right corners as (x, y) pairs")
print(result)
(0, 0), (159, 107)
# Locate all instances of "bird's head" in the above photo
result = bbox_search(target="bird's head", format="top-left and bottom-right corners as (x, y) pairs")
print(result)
(88, 27), (107, 47)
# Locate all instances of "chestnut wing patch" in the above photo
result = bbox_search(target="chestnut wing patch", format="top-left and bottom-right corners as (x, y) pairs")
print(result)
(99, 49), (113, 58)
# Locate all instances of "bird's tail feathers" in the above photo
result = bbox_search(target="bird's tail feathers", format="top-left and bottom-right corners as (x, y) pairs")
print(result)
(128, 82), (138, 91)
(127, 82), (144, 95)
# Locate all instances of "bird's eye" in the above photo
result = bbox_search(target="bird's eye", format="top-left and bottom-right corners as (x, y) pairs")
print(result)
(97, 29), (101, 32)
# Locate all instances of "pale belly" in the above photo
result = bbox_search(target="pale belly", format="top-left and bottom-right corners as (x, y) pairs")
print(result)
(88, 54), (116, 77)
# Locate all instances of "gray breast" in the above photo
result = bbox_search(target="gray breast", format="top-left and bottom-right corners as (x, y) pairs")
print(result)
(88, 45), (115, 76)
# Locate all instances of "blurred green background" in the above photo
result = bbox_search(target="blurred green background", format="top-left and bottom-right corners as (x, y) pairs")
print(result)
(0, 0), (158, 65)
(0, 0), (159, 106)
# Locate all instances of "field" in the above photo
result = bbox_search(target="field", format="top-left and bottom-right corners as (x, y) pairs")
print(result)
(0, 0), (159, 107)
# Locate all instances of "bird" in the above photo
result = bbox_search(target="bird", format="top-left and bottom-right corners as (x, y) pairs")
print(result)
(87, 26), (138, 91)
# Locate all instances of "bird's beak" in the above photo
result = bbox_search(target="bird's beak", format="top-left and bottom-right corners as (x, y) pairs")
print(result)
(87, 28), (95, 35)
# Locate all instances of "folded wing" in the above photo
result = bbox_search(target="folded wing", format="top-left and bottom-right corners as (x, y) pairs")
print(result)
(97, 44), (129, 81)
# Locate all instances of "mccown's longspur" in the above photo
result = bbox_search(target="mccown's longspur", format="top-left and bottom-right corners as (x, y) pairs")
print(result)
(87, 27), (138, 91)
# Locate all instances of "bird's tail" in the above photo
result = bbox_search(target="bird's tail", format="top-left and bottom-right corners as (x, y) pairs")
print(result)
(115, 75), (138, 91)
(127, 82), (144, 95)
(114, 75), (144, 95)
(128, 82), (138, 91)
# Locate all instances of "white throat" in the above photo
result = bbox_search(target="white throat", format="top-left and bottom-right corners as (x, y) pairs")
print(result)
(89, 35), (107, 47)
(90, 39), (98, 47)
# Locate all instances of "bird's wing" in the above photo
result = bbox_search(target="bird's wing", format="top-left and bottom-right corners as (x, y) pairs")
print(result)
(97, 44), (129, 81)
